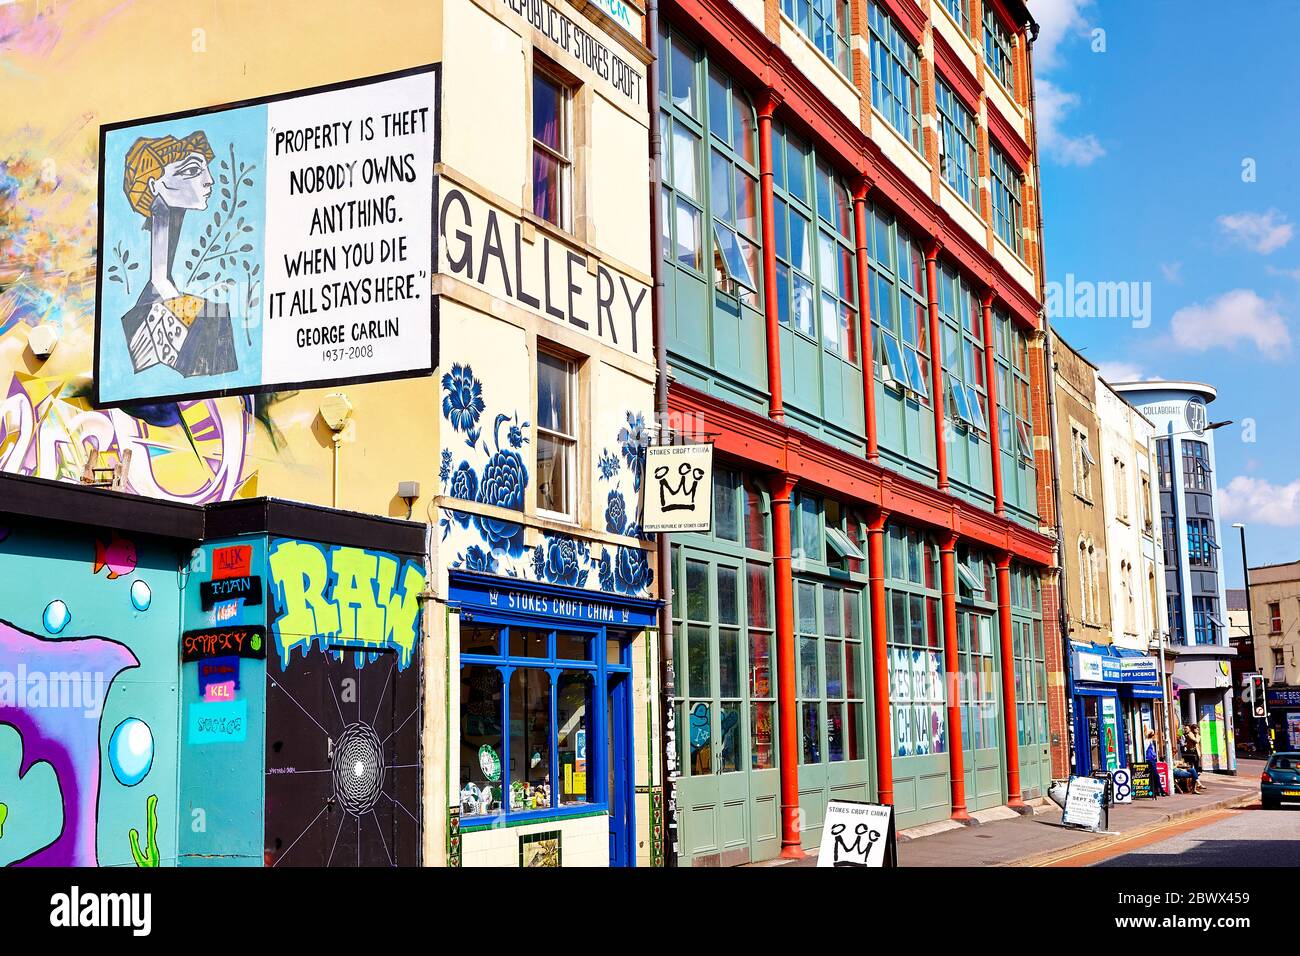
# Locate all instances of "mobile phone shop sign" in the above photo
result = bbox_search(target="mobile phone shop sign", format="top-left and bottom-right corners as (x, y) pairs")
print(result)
(95, 66), (438, 405)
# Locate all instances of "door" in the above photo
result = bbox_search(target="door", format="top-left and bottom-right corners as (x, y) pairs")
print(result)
(672, 550), (780, 866)
(959, 610), (1005, 811)
(1013, 617), (1051, 798)
(607, 672), (633, 866)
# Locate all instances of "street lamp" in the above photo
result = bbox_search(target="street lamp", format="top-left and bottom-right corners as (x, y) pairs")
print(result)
(1144, 418), (1233, 785)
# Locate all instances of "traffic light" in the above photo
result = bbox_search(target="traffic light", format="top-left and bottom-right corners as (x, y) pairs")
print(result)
(1247, 674), (1267, 719)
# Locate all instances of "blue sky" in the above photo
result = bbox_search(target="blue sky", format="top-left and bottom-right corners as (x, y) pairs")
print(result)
(1031, 0), (1300, 585)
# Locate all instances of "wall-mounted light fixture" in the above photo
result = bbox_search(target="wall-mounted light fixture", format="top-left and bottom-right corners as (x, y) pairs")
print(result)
(319, 393), (354, 508)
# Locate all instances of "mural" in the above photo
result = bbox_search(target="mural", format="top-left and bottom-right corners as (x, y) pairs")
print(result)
(264, 538), (425, 866)
(0, 521), (180, 867)
(438, 360), (654, 599)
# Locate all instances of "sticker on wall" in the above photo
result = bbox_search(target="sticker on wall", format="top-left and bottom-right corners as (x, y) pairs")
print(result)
(95, 65), (440, 405)
(199, 575), (263, 611)
(181, 625), (266, 662)
(642, 443), (713, 533)
(188, 698), (248, 744)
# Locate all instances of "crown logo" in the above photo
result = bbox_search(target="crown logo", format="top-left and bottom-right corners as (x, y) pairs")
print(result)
(488, 589), (500, 606)
(655, 461), (704, 513)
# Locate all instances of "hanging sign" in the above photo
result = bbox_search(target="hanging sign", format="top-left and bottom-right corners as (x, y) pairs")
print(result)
(816, 800), (896, 867)
(1061, 775), (1109, 832)
(642, 443), (713, 533)
(95, 65), (440, 405)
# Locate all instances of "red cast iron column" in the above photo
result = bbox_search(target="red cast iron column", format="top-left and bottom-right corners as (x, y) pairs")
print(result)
(940, 531), (970, 820)
(770, 473), (803, 856)
(757, 93), (785, 423)
(996, 552), (1025, 807)
(853, 180), (879, 464)
(867, 509), (894, 804)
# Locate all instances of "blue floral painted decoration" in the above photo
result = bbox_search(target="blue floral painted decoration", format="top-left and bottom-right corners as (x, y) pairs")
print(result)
(604, 489), (628, 535)
(442, 363), (486, 446)
(618, 412), (650, 491)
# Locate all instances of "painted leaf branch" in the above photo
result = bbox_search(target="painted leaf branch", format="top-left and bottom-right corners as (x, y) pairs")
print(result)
(128, 792), (161, 867)
(105, 240), (139, 296)
(183, 142), (258, 293)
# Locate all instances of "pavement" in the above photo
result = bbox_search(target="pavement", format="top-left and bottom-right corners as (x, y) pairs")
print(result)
(751, 759), (1266, 867)
(1093, 799), (1300, 866)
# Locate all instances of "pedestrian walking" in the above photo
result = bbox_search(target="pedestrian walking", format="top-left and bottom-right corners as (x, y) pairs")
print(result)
(1144, 730), (1166, 797)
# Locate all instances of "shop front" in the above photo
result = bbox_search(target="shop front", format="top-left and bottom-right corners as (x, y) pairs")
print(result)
(1266, 688), (1300, 751)
(449, 571), (657, 868)
(1172, 651), (1237, 773)
(1069, 642), (1164, 775)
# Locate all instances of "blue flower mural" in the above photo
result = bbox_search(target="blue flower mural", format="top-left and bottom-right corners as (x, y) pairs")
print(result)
(604, 489), (627, 535)
(597, 449), (620, 480)
(618, 412), (650, 492)
(534, 534), (589, 588)
(439, 448), (452, 484)
(613, 543), (653, 595)
(442, 363), (486, 447)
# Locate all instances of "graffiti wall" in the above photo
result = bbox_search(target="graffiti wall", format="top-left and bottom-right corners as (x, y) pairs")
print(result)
(1, 0), (441, 518)
(0, 520), (182, 866)
(264, 538), (425, 866)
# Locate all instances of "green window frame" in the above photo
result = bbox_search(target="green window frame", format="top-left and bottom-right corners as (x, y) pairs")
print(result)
(936, 78), (980, 210)
(796, 579), (868, 765)
(1010, 565), (1047, 752)
(868, 2), (922, 151)
(884, 523), (946, 757)
(937, 261), (988, 435)
(659, 27), (762, 305)
(955, 546), (998, 752)
(781, 0), (852, 77)
(993, 307), (1035, 462)
(983, 4), (1016, 92)
(989, 144), (1025, 257)
(868, 203), (932, 403)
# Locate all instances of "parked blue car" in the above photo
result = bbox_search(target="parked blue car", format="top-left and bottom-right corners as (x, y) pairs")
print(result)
(1261, 752), (1300, 809)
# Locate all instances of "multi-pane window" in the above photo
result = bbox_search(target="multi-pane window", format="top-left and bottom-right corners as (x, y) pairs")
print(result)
(868, 2), (922, 150)
(885, 524), (946, 757)
(1161, 516), (1179, 570)
(955, 548), (997, 752)
(1186, 518), (1217, 568)
(659, 30), (762, 305)
(536, 349), (577, 520)
(782, 0), (852, 76)
(1071, 425), (1094, 499)
(532, 67), (572, 229)
(993, 308), (1034, 461)
(772, 131), (858, 363)
(1168, 594), (1185, 645)
(936, 80), (980, 209)
(940, 0), (970, 33)
(1140, 472), (1153, 531)
(1192, 596), (1222, 646)
(1274, 648), (1286, 684)
(1010, 566), (1047, 754)
(1182, 440), (1212, 491)
(989, 144), (1025, 257)
(983, 4), (1016, 92)
(1114, 458), (1129, 520)
(459, 623), (617, 820)
(797, 581), (867, 764)
(1269, 602), (1282, 633)
(1155, 438), (1172, 491)
(937, 261), (987, 434)
(869, 205), (931, 402)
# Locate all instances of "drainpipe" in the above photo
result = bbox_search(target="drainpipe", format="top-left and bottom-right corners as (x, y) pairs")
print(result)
(925, 241), (949, 491)
(647, 0), (678, 868)
(1025, 19), (1076, 779)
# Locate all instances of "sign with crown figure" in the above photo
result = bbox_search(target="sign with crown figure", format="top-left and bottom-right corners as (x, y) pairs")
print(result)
(642, 443), (714, 533)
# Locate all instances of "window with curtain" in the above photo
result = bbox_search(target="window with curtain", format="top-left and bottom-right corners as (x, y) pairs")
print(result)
(868, 203), (931, 402)
(781, 0), (852, 76)
(989, 144), (1025, 257)
(659, 27), (762, 306)
(868, 2), (922, 150)
(536, 349), (577, 520)
(532, 67), (572, 229)
(936, 79), (980, 210)
(885, 523), (945, 757)
(983, 4), (1016, 92)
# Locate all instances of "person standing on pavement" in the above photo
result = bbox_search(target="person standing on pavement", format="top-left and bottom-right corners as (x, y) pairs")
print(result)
(1180, 725), (1207, 793)
(1144, 730), (1166, 797)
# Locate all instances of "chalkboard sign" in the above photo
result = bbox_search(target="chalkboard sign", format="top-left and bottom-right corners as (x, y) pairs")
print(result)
(1131, 762), (1158, 799)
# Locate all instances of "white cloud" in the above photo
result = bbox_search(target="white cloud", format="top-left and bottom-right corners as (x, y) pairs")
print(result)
(1160, 261), (1183, 284)
(1219, 476), (1300, 527)
(1030, 0), (1096, 70)
(1169, 289), (1290, 355)
(1035, 79), (1105, 166)
(1217, 209), (1294, 254)
(1096, 361), (1146, 383)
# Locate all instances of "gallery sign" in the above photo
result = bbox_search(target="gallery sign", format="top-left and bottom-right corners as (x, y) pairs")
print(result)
(642, 443), (713, 533)
(95, 65), (440, 406)
(436, 184), (650, 361)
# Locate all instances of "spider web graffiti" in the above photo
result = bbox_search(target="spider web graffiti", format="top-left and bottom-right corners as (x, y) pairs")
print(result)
(263, 645), (420, 867)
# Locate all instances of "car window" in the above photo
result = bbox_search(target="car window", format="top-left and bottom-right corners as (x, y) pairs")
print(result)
(1268, 756), (1298, 771)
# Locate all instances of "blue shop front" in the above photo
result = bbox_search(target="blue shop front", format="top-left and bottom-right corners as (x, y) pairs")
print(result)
(1069, 642), (1165, 775)
(448, 570), (660, 867)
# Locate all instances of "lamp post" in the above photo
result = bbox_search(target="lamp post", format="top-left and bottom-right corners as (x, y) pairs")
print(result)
(1144, 418), (1233, 786)
(1232, 522), (1261, 753)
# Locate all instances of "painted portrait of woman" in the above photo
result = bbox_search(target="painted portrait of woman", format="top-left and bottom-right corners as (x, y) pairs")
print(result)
(119, 131), (238, 378)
